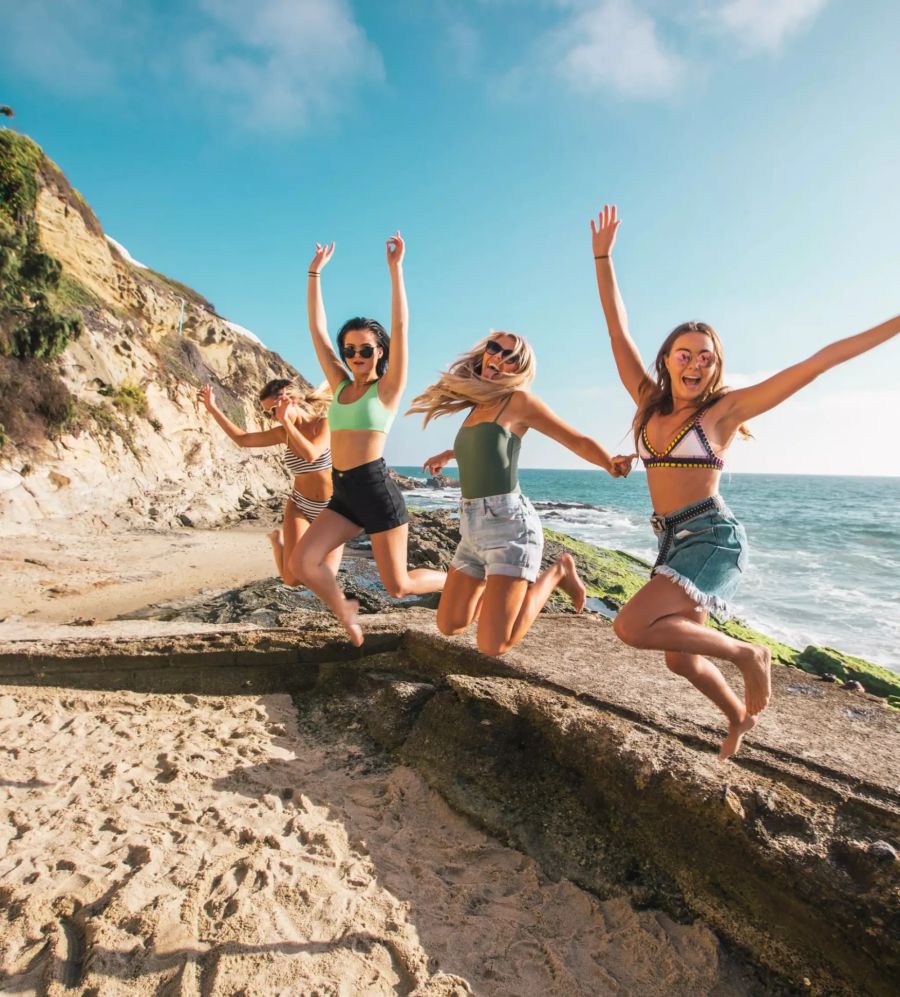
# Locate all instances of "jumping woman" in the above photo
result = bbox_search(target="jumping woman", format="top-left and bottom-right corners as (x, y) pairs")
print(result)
(291, 233), (446, 645)
(198, 379), (338, 586)
(591, 202), (900, 758)
(410, 332), (632, 656)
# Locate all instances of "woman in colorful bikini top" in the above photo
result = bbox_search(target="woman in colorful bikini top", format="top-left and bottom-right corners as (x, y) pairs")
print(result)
(289, 232), (446, 646)
(591, 202), (900, 759)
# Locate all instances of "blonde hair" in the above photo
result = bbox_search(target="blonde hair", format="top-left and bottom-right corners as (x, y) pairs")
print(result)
(632, 321), (750, 446)
(259, 378), (332, 422)
(407, 332), (537, 426)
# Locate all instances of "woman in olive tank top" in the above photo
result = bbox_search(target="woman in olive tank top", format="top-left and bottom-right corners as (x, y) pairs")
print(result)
(409, 333), (633, 656)
(289, 234), (446, 646)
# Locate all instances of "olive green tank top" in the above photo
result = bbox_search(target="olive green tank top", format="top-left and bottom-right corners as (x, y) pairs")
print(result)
(453, 396), (522, 499)
(328, 379), (395, 433)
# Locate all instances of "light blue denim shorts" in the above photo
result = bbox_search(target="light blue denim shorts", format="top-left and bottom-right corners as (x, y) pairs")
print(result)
(650, 495), (748, 618)
(451, 489), (544, 582)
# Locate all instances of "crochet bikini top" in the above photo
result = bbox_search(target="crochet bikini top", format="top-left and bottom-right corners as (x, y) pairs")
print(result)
(638, 405), (724, 471)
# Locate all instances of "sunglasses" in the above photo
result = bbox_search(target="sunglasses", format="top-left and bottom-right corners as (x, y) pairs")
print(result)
(484, 339), (517, 361)
(671, 349), (716, 369)
(341, 344), (377, 359)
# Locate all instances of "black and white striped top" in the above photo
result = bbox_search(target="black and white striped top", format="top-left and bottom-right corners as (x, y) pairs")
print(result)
(282, 446), (332, 475)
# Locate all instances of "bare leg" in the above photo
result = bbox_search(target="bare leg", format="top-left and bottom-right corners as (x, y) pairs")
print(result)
(474, 554), (586, 656)
(614, 574), (771, 718)
(290, 510), (364, 646)
(663, 609), (756, 759)
(436, 568), (486, 636)
(269, 500), (302, 586)
(369, 524), (447, 598)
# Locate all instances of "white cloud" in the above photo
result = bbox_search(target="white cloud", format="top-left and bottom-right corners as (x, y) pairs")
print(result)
(552, 0), (686, 98)
(185, 0), (384, 129)
(713, 0), (829, 53)
(0, 0), (382, 132)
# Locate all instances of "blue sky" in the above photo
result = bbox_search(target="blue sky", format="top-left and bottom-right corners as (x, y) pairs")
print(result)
(2, 0), (899, 473)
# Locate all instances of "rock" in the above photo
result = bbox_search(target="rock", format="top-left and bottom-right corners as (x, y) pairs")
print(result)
(389, 470), (423, 490)
(176, 513), (195, 528)
(819, 673), (839, 683)
(868, 840), (897, 862)
(426, 474), (458, 489)
(841, 680), (864, 692)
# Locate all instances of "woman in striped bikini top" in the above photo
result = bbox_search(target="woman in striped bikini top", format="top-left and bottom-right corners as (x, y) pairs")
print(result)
(198, 378), (333, 587)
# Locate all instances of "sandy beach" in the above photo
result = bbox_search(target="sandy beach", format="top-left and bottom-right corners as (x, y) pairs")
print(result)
(0, 684), (748, 995)
(0, 525), (277, 633)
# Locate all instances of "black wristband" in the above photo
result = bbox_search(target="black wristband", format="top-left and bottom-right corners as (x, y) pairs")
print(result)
(594, 254), (610, 260)
(308, 271), (320, 277)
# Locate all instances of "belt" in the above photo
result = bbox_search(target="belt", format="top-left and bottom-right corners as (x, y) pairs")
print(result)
(650, 496), (722, 570)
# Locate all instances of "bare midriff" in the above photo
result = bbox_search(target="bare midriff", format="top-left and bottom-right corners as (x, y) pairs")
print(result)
(646, 467), (723, 517)
(330, 431), (387, 472)
(291, 469), (332, 502)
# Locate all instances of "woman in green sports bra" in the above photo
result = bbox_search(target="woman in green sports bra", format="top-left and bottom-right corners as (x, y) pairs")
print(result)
(289, 233), (446, 646)
(409, 332), (633, 656)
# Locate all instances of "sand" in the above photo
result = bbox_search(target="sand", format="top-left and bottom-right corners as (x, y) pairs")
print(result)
(0, 685), (748, 996)
(0, 525), (276, 633)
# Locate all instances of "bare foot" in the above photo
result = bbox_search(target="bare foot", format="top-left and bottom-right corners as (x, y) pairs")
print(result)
(267, 528), (283, 549)
(719, 712), (757, 760)
(556, 553), (586, 613)
(337, 597), (364, 647)
(735, 644), (772, 716)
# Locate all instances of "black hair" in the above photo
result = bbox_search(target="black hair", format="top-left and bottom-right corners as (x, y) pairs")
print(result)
(337, 317), (390, 377)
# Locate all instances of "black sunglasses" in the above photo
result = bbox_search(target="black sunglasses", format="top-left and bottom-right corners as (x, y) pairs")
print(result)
(342, 344), (377, 359)
(485, 339), (517, 361)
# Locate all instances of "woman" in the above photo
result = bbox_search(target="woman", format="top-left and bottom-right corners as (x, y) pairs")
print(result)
(290, 233), (446, 645)
(198, 379), (340, 586)
(410, 332), (632, 656)
(591, 202), (900, 758)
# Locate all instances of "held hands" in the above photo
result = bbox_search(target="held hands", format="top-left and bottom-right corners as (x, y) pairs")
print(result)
(423, 449), (452, 477)
(590, 204), (620, 259)
(608, 454), (635, 478)
(386, 230), (405, 270)
(198, 384), (216, 412)
(309, 242), (335, 275)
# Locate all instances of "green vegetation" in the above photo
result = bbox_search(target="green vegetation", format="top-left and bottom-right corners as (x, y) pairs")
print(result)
(0, 131), (83, 364)
(545, 526), (900, 703)
(138, 265), (215, 313)
(98, 379), (148, 417)
(0, 421), (5, 450)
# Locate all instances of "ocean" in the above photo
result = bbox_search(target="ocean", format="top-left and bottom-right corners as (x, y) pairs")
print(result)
(392, 468), (900, 673)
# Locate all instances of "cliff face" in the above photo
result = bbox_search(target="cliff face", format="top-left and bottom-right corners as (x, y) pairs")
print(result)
(0, 131), (304, 535)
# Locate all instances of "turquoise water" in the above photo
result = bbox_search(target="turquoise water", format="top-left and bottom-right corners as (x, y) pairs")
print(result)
(393, 467), (900, 673)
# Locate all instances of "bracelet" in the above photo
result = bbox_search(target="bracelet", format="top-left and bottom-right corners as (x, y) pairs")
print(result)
(307, 271), (320, 277)
(594, 254), (610, 260)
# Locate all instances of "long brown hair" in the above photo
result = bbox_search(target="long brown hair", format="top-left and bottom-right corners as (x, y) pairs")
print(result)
(632, 321), (750, 447)
(407, 332), (536, 426)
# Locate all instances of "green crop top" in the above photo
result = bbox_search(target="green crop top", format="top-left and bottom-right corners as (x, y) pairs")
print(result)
(328, 379), (396, 433)
(453, 396), (521, 499)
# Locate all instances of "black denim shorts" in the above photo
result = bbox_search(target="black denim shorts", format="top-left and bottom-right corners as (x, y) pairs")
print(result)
(327, 458), (409, 535)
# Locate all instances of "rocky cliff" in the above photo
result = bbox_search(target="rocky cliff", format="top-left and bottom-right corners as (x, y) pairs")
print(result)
(0, 130), (304, 534)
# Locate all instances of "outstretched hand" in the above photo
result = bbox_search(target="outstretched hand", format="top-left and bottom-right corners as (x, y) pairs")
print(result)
(609, 453), (635, 478)
(309, 242), (335, 274)
(423, 450), (451, 476)
(198, 384), (216, 412)
(386, 230), (405, 269)
(590, 204), (620, 258)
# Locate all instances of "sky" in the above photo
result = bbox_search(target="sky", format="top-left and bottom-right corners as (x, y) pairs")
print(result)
(1, 0), (899, 474)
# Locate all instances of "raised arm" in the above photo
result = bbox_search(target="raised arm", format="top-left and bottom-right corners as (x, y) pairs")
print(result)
(378, 231), (408, 407)
(307, 242), (348, 391)
(715, 314), (900, 434)
(274, 397), (329, 463)
(523, 393), (633, 477)
(198, 385), (284, 448)
(591, 204), (648, 405)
